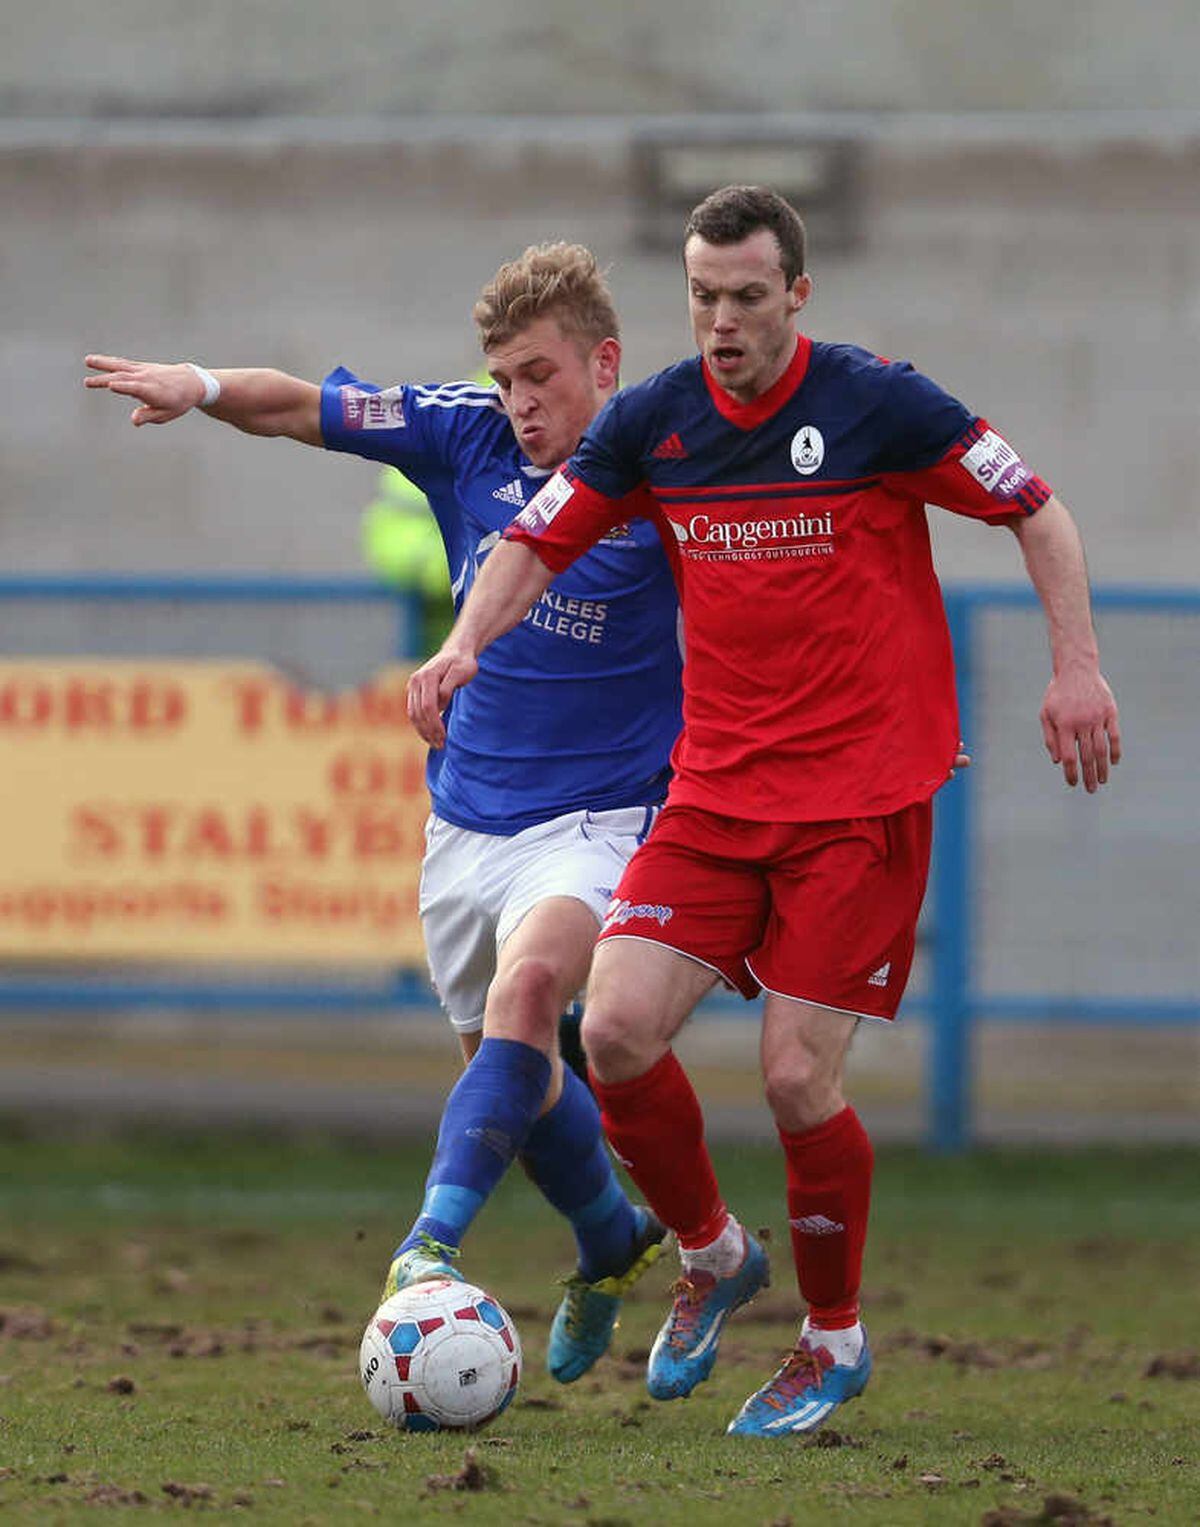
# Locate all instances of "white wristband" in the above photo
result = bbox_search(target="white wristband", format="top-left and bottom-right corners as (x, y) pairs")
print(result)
(186, 362), (221, 408)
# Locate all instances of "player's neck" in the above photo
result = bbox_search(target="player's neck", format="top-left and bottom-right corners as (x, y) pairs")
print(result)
(759, 332), (803, 401)
(717, 332), (799, 407)
(703, 334), (809, 426)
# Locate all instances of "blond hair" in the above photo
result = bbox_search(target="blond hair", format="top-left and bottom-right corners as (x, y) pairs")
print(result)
(474, 243), (619, 353)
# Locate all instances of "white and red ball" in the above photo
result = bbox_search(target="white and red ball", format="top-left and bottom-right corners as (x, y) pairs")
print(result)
(359, 1279), (522, 1432)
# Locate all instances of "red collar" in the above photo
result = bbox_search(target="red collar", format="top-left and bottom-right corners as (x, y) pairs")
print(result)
(701, 333), (811, 430)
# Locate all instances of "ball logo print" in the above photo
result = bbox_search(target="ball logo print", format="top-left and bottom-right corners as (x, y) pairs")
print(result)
(790, 424), (825, 475)
(359, 1279), (522, 1432)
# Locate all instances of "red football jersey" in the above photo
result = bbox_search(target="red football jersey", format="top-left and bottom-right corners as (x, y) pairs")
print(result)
(507, 337), (1050, 823)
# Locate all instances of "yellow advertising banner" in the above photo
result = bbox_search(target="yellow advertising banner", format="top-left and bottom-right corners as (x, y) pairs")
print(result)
(0, 660), (430, 964)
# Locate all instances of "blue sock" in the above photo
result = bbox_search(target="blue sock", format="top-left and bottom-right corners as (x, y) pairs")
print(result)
(397, 1037), (551, 1258)
(519, 1065), (641, 1282)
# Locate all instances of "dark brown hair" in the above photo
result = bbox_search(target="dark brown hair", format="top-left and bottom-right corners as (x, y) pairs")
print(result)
(684, 185), (807, 283)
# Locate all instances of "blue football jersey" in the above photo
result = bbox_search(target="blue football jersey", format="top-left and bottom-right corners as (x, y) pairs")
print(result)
(320, 368), (682, 834)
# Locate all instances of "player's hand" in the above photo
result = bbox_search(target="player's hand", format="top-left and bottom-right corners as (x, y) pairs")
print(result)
(406, 647), (479, 748)
(83, 354), (207, 426)
(1039, 667), (1121, 792)
(953, 744), (971, 774)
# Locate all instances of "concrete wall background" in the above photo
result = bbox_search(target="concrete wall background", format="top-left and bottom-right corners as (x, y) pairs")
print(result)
(5, 1), (1198, 581)
(6, 1), (1200, 114)
(4, 130), (1198, 586)
(1, 14), (1196, 1134)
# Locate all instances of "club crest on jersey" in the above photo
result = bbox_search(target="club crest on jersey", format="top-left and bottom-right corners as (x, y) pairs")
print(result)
(340, 385), (405, 432)
(516, 472), (573, 533)
(790, 424), (825, 475)
(600, 522), (634, 543)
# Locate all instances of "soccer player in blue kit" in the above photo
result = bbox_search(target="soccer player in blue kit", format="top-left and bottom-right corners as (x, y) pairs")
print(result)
(84, 243), (682, 1382)
(408, 187), (1121, 1436)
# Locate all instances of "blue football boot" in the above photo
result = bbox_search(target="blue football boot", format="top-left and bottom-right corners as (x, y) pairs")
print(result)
(646, 1229), (769, 1400)
(547, 1207), (668, 1383)
(726, 1328), (872, 1436)
(380, 1232), (463, 1302)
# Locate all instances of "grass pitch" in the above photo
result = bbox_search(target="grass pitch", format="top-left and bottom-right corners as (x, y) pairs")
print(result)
(0, 1128), (1196, 1524)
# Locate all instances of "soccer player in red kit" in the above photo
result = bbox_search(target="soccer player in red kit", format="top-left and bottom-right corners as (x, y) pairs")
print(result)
(407, 185), (1121, 1436)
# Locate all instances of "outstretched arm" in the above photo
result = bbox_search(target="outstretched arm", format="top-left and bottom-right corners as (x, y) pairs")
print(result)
(84, 355), (322, 445)
(1010, 494), (1121, 791)
(406, 539), (554, 747)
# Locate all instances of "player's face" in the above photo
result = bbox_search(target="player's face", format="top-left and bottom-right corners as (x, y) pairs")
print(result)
(486, 316), (620, 469)
(684, 229), (812, 404)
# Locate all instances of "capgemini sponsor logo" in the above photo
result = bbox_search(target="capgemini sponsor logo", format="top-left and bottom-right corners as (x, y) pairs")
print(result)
(671, 510), (835, 560)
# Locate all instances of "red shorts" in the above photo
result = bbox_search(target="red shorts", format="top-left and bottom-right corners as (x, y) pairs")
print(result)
(597, 800), (933, 1020)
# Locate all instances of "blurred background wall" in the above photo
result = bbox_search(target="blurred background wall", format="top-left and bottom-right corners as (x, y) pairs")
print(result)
(4, 2), (1200, 582)
(1, 2), (1196, 1141)
(6, 0), (1200, 114)
(5, 126), (1200, 585)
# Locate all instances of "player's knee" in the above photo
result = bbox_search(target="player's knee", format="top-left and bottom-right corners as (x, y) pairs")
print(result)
(579, 1000), (655, 1080)
(762, 1044), (841, 1130)
(484, 955), (564, 1048)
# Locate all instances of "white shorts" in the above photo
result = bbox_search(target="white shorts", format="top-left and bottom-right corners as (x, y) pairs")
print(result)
(419, 805), (660, 1034)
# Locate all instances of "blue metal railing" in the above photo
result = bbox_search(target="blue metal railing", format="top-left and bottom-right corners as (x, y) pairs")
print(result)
(0, 575), (1196, 1149)
(925, 584), (1200, 1149)
(0, 574), (412, 607)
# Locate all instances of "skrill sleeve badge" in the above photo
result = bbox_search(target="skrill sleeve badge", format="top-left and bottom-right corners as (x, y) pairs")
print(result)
(340, 386), (405, 432)
(959, 429), (1031, 500)
(516, 472), (574, 533)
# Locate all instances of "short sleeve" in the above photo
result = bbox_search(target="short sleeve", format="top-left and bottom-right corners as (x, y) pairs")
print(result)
(318, 367), (444, 473)
(877, 364), (1051, 522)
(504, 471), (633, 572)
(567, 390), (650, 501)
(503, 389), (655, 571)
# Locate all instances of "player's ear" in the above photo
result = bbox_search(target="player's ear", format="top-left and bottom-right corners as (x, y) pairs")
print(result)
(593, 337), (621, 392)
(790, 274), (813, 315)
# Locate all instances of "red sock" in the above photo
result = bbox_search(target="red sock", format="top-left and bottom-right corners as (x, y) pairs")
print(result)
(778, 1105), (873, 1329)
(589, 1051), (727, 1247)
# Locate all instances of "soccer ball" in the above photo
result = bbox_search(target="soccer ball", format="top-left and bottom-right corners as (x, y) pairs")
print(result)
(359, 1279), (522, 1432)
